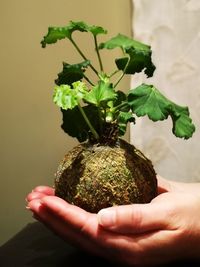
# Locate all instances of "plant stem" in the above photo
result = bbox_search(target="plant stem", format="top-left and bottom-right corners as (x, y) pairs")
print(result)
(111, 102), (129, 113)
(70, 37), (99, 76)
(83, 74), (94, 86)
(78, 104), (99, 140)
(109, 69), (120, 78)
(94, 36), (103, 72)
(114, 57), (130, 88)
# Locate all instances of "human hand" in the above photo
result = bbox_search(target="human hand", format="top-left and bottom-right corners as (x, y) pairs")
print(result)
(26, 176), (200, 266)
(26, 186), (122, 262)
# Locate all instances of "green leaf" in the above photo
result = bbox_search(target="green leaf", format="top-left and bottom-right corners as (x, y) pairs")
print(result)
(55, 60), (90, 85)
(128, 84), (169, 121)
(99, 34), (155, 77)
(117, 111), (135, 136)
(41, 21), (107, 47)
(99, 34), (145, 50)
(88, 25), (107, 36)
(128, 84), (195, 139)
(107, 91), (126, 109)
(114, 91), (130, 112)
(53, 81), (88, 110)
(84, 81), (117, 106)
(116, 49), (155, 77)
(61, 105), (99, 142)
(170, 105), (196, 139)
(114, 90), (127, 104)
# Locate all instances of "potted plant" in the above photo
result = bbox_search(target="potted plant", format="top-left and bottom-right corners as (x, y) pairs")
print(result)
(41, 21), (195, 213)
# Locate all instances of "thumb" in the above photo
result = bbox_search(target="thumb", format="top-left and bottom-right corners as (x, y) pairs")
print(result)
(97, 202), (170, 234)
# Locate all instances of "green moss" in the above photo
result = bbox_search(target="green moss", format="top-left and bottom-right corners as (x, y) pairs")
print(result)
(55, 139), (157, 213)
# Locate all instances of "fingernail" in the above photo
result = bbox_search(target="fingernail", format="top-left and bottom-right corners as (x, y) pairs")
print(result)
(98, 208), (116, 227)
(26, 199), (42, 212)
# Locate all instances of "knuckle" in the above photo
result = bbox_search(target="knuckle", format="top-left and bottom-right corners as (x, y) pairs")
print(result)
(131, 206), (143, 229)
(79, 214), (95, 236)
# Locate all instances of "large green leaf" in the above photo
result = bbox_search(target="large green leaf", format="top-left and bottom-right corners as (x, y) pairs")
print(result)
(99, 34), (155, 77)
(128, 84), (195, 139)
(61, 105), (99, 142)
(41, 21), (107, 47)
(115, 48), (155, 77)
(117, 111), (135, 136)
(55, 60), (90, 85)
(53, 81), (88, 110)
(84, 81), (117, 106)
(128, 84), (169, 121)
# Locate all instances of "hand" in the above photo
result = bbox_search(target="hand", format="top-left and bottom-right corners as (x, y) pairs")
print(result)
(26, 176), (200, 266)
(26, 187), (120, 261)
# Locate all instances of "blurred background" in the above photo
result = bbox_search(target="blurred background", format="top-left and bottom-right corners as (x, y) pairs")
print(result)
(0, 0), (132, 245)
(1, 0), (200, 246)
(131, 0), (200, 183)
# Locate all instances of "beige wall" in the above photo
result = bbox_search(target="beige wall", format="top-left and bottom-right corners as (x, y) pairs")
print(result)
(0, 0), (132, 245)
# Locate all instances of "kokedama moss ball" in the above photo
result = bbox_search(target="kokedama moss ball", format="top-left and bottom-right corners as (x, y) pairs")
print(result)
(55, 139), (157, 213)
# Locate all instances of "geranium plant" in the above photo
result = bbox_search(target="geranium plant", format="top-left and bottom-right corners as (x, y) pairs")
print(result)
(41, 21), (195, 213)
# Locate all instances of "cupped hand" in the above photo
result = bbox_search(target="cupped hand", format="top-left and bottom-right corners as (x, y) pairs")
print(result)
(26, 186), (118, 261)
(26, 176), (200, 266)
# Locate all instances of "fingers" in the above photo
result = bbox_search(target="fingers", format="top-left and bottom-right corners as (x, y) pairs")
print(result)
(32, 185), (55, 195)
(26, 191), (47, 202)
(26, 186), (55, 202)
(98, 202), (171, 234)
(27, 197), (103, 257)
(28, 198), (83, 240)
(41, 196), (93, 231)
(27, 195), (102, 240)
(27, 194), (176, 266)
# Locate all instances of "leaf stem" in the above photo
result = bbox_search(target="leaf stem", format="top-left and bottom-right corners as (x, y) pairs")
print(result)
(109, 69), (120, 78)
(70, 37), (99, 76)
(94, 36), (103, 72)
(78, 104), (99, 140)
(114, 57), (130, 88)
(83, 74), (95, 86)
(111, 102), (129, 113)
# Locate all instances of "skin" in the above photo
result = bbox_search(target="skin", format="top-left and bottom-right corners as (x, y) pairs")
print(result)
(26, 176), (200, 266)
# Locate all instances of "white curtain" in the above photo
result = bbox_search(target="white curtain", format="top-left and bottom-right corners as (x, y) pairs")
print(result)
(131, 0), (200, 182)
